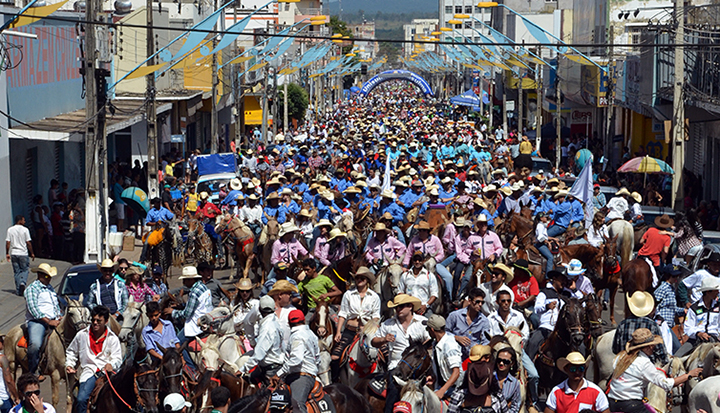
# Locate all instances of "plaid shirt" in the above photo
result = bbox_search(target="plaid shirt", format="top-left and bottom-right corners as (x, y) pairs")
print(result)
(448, 388), (508, 413)
(654, 281), (683, 327)
(172, 281), (209, 321)
(87, 278), (129, 314)
(612, 316), (669, 365)
(24, 280), (62, 320)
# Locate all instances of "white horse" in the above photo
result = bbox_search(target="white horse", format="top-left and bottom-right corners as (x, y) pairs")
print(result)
(197, 306), (249, 374)
(607, 220), (634, 267)
(397, 377), (447, 413)
(339, 320), (380, 389)
(118, 298), (149, 355)
(689, 376), (720, 413)
(312, 302), (333, 386)
(373, 263), (404, 318)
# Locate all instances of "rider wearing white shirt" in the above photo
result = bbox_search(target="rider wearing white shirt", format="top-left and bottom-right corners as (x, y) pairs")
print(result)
(275, 310), (321, 413)
(240, 296), (285, 384)
(371, 294), (430, 370)
(398, 253), (438, 314)
(526, 270), (567, 362)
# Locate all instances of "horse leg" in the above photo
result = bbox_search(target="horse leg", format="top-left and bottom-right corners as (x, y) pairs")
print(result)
(610, 283), (619, 326)
(51, 369), (60, 407)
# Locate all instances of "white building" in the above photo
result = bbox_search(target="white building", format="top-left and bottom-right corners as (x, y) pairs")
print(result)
(403, 19), (438, 59)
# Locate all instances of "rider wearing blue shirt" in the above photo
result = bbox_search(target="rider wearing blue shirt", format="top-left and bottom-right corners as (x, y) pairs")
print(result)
(568, 196), (584, 227)
(141, 198), (176, 261)
(317, 195), (342, 221)
(398, 182), (424, 211)
(548, 192), (572, 237)
(262, 193), (287, 224)
(376, 193), (405, 225)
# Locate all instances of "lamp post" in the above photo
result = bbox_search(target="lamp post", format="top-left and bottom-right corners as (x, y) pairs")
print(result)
(671, 0), (684, 209)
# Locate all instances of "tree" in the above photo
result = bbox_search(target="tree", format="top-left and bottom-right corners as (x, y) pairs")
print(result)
(329, 15), (354, 54)
(278, 83), (309, 125)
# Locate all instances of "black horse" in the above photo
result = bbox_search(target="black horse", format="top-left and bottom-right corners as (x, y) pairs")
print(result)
(92, 361), (159, 413)
(158, 346), (185, 403)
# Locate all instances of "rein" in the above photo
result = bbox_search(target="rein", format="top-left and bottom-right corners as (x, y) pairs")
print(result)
(105, 368), (159, 413)
(398, 352), (431, 381)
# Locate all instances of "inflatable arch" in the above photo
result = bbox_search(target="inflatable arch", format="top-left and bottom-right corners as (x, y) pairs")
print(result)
(359, 70), (434, 96)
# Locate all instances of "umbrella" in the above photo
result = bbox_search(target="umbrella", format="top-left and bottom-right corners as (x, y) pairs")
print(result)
(121, 187), (150, 219)
(350, 86), (361, 94)
(618, 156), (674, 175)
(450, 89), (481, 108)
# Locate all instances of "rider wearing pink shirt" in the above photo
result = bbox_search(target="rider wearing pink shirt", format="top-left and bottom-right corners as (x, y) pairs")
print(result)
(403, 221), (445, 267)
(365, 223), (407, 268)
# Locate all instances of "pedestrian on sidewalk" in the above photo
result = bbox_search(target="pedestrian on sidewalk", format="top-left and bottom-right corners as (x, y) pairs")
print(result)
(5, 216), (34, 296)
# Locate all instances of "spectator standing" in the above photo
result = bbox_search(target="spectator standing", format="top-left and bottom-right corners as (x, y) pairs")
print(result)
(6, 216), (34, 296)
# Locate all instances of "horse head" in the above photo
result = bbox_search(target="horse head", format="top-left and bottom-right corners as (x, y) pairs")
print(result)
(581, 293), (604, 340)
(602, 235), (620, 275)
(198, 339), (221, 371)
(394, 341), (433, 383)
(502, 325), (525, 356)
(198, 306), (233, 334)
(266, 218), (280, 239)
(159, 346), (184, 395)
(397, 378), (425, 413)
(557, 298), (586, 349)
(65, 295), (91, 333)
(311, 300), (333, 340)
(134, 363), (160, 413)
(119, 299), (145, 342)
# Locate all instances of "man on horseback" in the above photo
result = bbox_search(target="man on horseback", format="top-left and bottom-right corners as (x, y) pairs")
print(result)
(142, 301), (180, 363)
(365, 223), (406, 273)
(526, 270), (566, 360)
(546, 353), (609, 413)
(331, 267), (380, 381)
(479, 263), (515, 316)
(445, 288), (491, 358)
(682, 249), (720, 305)
(239, 296), (285, 384)
(65, 305), (122, 413)
(10, 374), (54, 413)
(547, 190), (572, 238)
(140, 197), (175, 262)
(425, 314), (462, 400)
(611, 291), (669, 365)
(272, 310), (321, 413)
(675, 277), (720, 357)
(24, 263), (62, 382)
(87, 259), (128, 320)
(398, 252), (439, 316)
(604, 188), (630, 222)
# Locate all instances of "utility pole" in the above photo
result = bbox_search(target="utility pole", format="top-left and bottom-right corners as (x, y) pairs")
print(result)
(272, 67), (278, 136)
(605, 26), (615, 168)
(536, 46), (543, 153)
(555, 71), (562, 169)
(518, 74), (523, 133)
(671, 0), (685, 209)
(210, 0), (219, 153)
(283, 81), (288, 133)
(502, 85), (507, 138)
(146, 0), (159, 200)
(261, 67), (269, 146)
(233, 4), (242, 148)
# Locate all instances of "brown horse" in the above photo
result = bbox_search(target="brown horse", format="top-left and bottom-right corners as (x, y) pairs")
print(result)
(227, 384), (371, 413)
(622, 258), (655, 318)
(257, 217), (280, 283)
(424, 205), (450, 238)
(92, 361), (160, 413)
(583, 293), (605, 350)
(215, 214), (255, 282)
(495, 212), (535, 249)
(321, 255), (357, 296)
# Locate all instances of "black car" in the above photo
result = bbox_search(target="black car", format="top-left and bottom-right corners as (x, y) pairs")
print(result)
(57, 263), (103, 306)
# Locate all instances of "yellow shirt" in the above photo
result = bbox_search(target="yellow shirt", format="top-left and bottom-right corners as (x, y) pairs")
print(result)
(185, 193), (199, 212)
(519, 140), (533, 154)
(165, 163), (174, 177)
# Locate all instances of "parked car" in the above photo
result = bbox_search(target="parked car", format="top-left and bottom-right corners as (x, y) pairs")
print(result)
(196, 172), (237, 204)
(57, 263), (102, 307)
(687, 244), (720, 273)
(531, 157), (552, 176)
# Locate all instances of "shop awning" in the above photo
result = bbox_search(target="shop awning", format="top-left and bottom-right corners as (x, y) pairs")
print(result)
(244, 96), (262, 125)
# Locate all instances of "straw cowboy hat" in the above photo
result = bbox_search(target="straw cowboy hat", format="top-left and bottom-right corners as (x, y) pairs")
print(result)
(415, 221), (431, 231)
(344, 186), (362, 194)
(625, 328), (664, 352)
(266, 192), (280, 201)
(483, 184), (498, 193)
(328, 228), (347, 241)
(654, 214), (675, 229)
(615, 187), (631, 197)
(488, 263), (514, 284)
(179, 266), (201, 279)
(697, 276), (720, 293)
(199, 191), (210, 200)
(230, 178), (242, 191)
(268, 279), (299, 296)
(626, 291), (655, 318)
(314, 219), (333, 229)
(557, 352), (589, 374)
(355, 266), (376, 285)
(299, 209), (312, 218)
(631, 192), (643, 204)
(428, 188), (439, 196)
(473, 198), (487, 209)
(234, 277), (253, 291)
(554, 190), (569, 199)
(476, 213), (488, 223)
(454, 217), (471, 228)
(468, 344), (492, 362)
(278, 222), (300, 237)
(97, 258), (115, 271)
(500, 186), (513, 196)
(32, 263), (57, 278)
(373, 222), (389, 232)
(381, 189), (396, 199)
(387, 294), (422, 311)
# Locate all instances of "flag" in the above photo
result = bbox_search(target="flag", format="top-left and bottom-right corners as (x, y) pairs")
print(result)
(569, 155), (594, 228)
(381, 154), (391, 193)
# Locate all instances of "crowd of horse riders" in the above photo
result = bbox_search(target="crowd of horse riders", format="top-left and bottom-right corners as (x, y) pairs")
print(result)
(8, 84), (720, 413)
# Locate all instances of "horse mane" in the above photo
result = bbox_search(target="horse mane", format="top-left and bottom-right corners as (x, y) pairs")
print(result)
(228, 388), (272, 413)
(399, 379), (424, 404)
(686, 343), (718, 367)
(363, 319), (379, 336)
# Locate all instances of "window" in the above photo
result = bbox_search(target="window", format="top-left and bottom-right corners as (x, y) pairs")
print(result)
(475, 6), (482, 13)
(475, 21), (482, 28)
(284, 3), (289, 10)
(455, 5), (462, 13)
(445, 5), (453, 13)
(455, 23), (462, 29)
(465, 5), (472, 13)
(464, 21), (473, 29)
(411, 28), (416, 34)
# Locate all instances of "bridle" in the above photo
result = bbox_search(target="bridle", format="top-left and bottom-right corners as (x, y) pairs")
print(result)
(397, 351), (432, 382)
(134, 368), (160, 408)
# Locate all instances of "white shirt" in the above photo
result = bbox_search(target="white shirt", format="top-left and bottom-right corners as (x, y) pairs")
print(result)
(398, 268), (439, 306)
(607, 352), (674, 401)
(239, 205), (263, 225)
(434, 333), (462, 384)
(5, 224), (31, 256)
(586, 225), (609, 248)
(337, 288), (381, 324)
(185, 289), (212, 337)
(536, 222), (548, 243)
(376, 314), (430, 369)
(65, 327), (123, 382)
(683, 269), (715, 304)
(278, 325), (321, 377)
(479, 282), (515, 316)
(241, 313), (285, 373)
(605, 197), (629, 221)
(487, 309), (530, 343)
(535, 284), (565, 331)
(233, 299), (259, 335)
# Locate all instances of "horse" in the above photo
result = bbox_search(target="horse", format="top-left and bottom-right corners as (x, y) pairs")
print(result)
(582, 293), (604, 351)
(424, 206), (450, 239)
(158, 346), (185, 403)
(688, 376), (720, 413)
(185, 218), (214, 265)
(339, 320), (380, 389)
(679, 343), (720, 411)
(196, 306), (249, 374)
(215, 214), (255, 282)
(92, 361), (159, 413)
(622, 258), (655, 318)
(257, 217), (280, 283)
(373, 263), (404, 319)
(228, 384), (368, 413)
(4, 297), (90, 410)
(309, 299), (334, 385)
(118, 299), (148, 356)
(534, 297), (587, 394)
(146, 220), (181, 278)
(397, 377), (447, 413)
(321, 254), (356, 296)
(495, 212), (535, 250)
(589, 236), (622, 325)
(607, 219), (634, 267)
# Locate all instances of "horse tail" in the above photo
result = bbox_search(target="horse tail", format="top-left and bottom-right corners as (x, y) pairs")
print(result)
(620, 222), (634, 267)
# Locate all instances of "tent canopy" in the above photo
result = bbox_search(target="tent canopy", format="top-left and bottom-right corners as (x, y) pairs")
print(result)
(450, 89), (481, 109)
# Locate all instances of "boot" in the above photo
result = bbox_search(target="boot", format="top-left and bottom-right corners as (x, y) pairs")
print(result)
(330, 359), (340, 383)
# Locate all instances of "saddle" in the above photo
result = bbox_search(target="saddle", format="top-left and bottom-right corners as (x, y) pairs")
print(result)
(305, 380), (335, 413)
(18, 324), (54, 370)
(339, 335), (377, 379)
(367, 373), (387, 399)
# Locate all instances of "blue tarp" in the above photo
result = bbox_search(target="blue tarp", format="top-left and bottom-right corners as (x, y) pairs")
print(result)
(197, 153), (237, 176)
(450, 89), (481, 108)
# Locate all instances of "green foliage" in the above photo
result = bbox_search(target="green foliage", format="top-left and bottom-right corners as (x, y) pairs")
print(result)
(278, 83), (309, 124)
(329, 15), (354, 54)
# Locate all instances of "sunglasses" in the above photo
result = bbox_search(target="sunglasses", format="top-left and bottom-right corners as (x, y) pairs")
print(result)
(497, 358), (512, 366)
(473, 300), (485, 305)
(498, 299), (512, 303)
(568, 365), (586, 373)
(119, 267), (129, 271)
(24, 390), (40, 397)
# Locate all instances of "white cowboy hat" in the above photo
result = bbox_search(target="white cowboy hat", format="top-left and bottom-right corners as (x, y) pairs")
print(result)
(557, 352), (589, 373)
(328, 228), (347, 241)
(631, 192), (642, 203)
(32, 263), (57, 278)
(626, 291), (655, 318)
(381, 189), (396, 199)
(698, 276), (720, 293)
(230, 178), (242, 191)
(278, 222), (300, 237)
(615, 187), (631, 197)
(565, 259), (586, 277)
(314, 219), (333, 229)
(179, 266), (200, 279)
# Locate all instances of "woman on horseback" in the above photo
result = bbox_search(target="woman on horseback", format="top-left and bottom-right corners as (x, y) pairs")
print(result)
(607, 328), (701, 413)
(125, 266), (157, 303)
(535, 212), (558, 276)
(493, 347), (521, 413)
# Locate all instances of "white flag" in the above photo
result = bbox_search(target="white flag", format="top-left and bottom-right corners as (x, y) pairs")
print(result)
(569, 155), (594, 228)
(381, 154), (392, 193)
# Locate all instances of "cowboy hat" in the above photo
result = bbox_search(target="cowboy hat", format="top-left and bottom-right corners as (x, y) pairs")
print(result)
(230, 178), (242, 191)
(179, 266), (201, 279)
(625, 328), (664, 352)
(266, 192), (280, 201)
(355, 180), (368, 188)
(468, 344), (491, 362)
(698, 276), (720, 293)
(654, 214), (674, 229)
(615, 187), (631, 197)
(299, 209), (312, 218)
(415, 221), (431, 231)
(565, 258), (586, 277)
(492, 169), (505, 176)
(626, 291), (655, 318)
(441, 177), (453, 184)
(513, 259), (532, 278)
(235, 277), (253, 291)
(546, 178), (560, 187)
(488, 263), (514, 284)
(266, 178), (282, 186)
(280, 188), (293, 196)
(476, 213), (488, 223)
(97, 258), (115, 270)
(321, 191), (335, 201)
(32, 263), (57, 278)
(247, 193), (259, 201)
(554, 190), (569, 199)
(314, 219), (333, 229)
(328, 228), (347, 241)
(631, 192), (642, 204)
(381, 189), (396, 199)
(355, 266), (376, 285)
(344, 186), (362, 194)
(428, 188), (439, 196)
(267, 279), (299, 296)
(454, 217), (470, 228)
(381, 212), (394, 221)
(500, 186), (513, 196)
(473, 198), (487, 209)
(467, 361), (493, 396)
(278, 222), (300, 237)
(556, 352), (589, 374)
(373, 222), (389, 232)
(387, 294), (422, 311)
(199, 191), (210, 200)
(483, 184), (498, 193)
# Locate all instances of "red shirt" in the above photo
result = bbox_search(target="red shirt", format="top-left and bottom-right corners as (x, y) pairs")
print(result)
(196, 202), (221, 219)
(508, 274), (539, 304)
(546, 379), (609, 413)
(89, 329), (107, 356)
(638, 227), (672, 266)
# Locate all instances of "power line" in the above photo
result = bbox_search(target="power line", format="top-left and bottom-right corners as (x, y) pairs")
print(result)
(4, 11), (720, 49)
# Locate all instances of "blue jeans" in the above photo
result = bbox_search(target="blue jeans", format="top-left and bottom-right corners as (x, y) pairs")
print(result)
(522, 350), (539, 404)
(546, 224), (566, 238)
(436, 254), (456, 298)
(76, 373), (98, 413)
(27, 320), (46, 375)
(11, 255), (29, 295)
(176, 328), (197, 369)
(0, 398), (12, 413)
(536, 243), (554, 275)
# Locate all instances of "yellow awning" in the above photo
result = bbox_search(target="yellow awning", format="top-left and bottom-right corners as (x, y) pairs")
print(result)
(9, 0), (68, 28)
(243, 96), (262, 125)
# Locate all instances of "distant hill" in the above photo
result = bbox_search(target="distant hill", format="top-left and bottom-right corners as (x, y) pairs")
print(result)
(325, 0), (438, 15)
